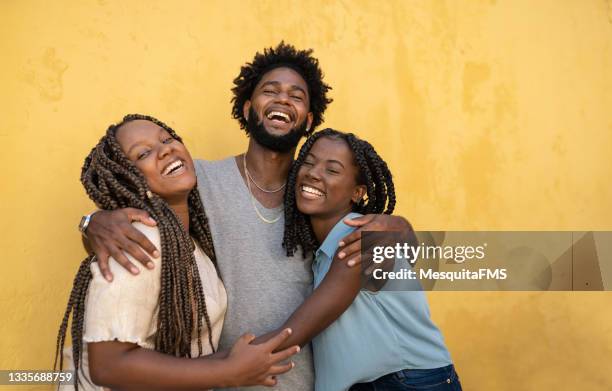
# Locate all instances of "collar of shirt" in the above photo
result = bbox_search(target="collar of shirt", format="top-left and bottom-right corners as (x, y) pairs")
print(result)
(314, 212), (363, 262)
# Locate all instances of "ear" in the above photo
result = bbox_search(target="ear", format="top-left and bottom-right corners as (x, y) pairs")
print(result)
(306, 112), (314, 133)
(352, 185), (366, 204)
(243, 100), (252, 122)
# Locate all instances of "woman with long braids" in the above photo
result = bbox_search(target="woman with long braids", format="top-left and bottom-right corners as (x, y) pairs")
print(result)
(55, 114), (299, 390)
(255, 129), (462, 390)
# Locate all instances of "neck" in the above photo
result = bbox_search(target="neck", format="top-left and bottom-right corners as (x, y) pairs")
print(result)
(244, 139), (295, 187)
(167, 197), (190, 233)
(309, 206), (354, 244)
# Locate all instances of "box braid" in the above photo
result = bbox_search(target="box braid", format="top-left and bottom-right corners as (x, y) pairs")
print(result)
(54, 114), (217, 390)
(283, 128), (396, 258)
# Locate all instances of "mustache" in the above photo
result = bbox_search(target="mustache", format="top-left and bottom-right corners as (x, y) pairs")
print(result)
(246, 107), (308, 153)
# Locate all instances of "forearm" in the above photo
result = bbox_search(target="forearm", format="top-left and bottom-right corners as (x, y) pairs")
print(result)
(252, 308), (319, 350)
(89, 343), (234, 390)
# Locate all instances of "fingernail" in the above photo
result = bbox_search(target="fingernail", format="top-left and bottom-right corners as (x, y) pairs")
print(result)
(105, 275), (113, 282)
(338, 241), (345, 247)
(130, 267), (139, 274)
(348, 260), (355, 267)
(286, 328), (292, 335)
(146, 262), (154, 269)
(153, 250), (160, 258)
(150, 219), (157, 225)
(338, 252), (345, 259)
(291, 362), (295, 368)
(296, 346), (300, 353)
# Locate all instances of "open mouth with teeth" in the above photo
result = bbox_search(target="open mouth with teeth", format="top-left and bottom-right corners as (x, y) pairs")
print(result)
(300, 184), (326, 200)
(265, 110), (293, 125)
(162, 159), (186, 177)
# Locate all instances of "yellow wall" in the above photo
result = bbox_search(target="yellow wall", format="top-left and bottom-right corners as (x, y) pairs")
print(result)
(1, 1), (611, 389)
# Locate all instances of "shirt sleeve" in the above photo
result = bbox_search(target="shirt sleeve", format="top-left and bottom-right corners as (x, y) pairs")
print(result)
(82, 223), (162, 348)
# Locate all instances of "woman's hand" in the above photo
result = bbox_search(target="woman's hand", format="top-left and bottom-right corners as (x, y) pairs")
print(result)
(224, 328), (300, 387)
(86, 208), (159, 281)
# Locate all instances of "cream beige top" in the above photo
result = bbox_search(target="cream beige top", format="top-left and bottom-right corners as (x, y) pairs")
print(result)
(61, 222), (227, 390)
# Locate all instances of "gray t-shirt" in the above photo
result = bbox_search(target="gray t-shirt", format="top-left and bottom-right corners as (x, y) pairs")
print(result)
(195, 157), (314, 391)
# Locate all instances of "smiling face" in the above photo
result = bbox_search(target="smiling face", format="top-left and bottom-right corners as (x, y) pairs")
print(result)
(115, 120), (196, 203)
(243, 67), (314, 152)
(296, 136), (366, 220)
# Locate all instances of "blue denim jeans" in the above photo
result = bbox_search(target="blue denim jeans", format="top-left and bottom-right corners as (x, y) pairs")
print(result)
(348, 364), (462, 391)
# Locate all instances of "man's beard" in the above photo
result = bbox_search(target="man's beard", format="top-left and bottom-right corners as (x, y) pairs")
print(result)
(246, 107), (308, 153)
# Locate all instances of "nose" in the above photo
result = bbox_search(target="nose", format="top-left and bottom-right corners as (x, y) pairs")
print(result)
(158, 141), (172, 159)
(305, 164), (322, 181)
(274, 91), (291, 104)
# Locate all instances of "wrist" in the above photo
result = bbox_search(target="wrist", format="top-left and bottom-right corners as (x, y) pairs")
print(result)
(78, 210), (99, 237)
(193, 354), (236, 388)
(217, 356), (239, 388)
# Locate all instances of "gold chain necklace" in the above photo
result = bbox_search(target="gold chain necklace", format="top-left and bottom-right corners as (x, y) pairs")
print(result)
(245, 162), (286, 193)
(243, 153), (283, 224)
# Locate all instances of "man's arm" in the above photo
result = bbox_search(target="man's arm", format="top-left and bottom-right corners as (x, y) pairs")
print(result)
(252, 250), (362, 350)
(88, 329), (299, 390)
(84, 208), (159, 281)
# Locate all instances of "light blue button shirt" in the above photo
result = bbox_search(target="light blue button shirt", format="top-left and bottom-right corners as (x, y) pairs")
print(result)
(311, 213), (452, 391)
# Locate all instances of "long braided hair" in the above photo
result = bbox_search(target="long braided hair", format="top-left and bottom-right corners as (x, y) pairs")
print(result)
(54, 114), (217, 389)
(283, 128), (396, 258)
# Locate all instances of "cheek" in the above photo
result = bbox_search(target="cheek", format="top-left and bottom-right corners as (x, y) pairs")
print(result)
(332, 179), (358, 203)
(253, 95), (271, 111)
(135, 161), (161, 191)
(296, 167), (307, 182)
(296, 103), (309, 118)
(179, 145), (194, 164)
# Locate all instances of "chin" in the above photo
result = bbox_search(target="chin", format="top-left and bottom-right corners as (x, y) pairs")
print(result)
(173, 175), (197, 191)
(158, 188), (194, 205)
(155, 179), (197, 201)
(264, 126), (291, 137)
(296, 200), (322, 216)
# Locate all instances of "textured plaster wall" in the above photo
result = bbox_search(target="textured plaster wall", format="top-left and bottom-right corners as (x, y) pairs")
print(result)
(1, 1), (611, 390)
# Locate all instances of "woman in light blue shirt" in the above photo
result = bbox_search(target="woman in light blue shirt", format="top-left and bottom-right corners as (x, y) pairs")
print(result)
(260, 128), (462, 390)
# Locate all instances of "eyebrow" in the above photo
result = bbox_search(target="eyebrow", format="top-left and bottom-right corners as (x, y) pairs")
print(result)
(126, 127), (165, 156)
(306, 152), (345, 169)
(259, 81), (307, 96)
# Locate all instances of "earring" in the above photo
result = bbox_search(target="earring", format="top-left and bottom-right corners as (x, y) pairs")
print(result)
(146, 190), (153, 199)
